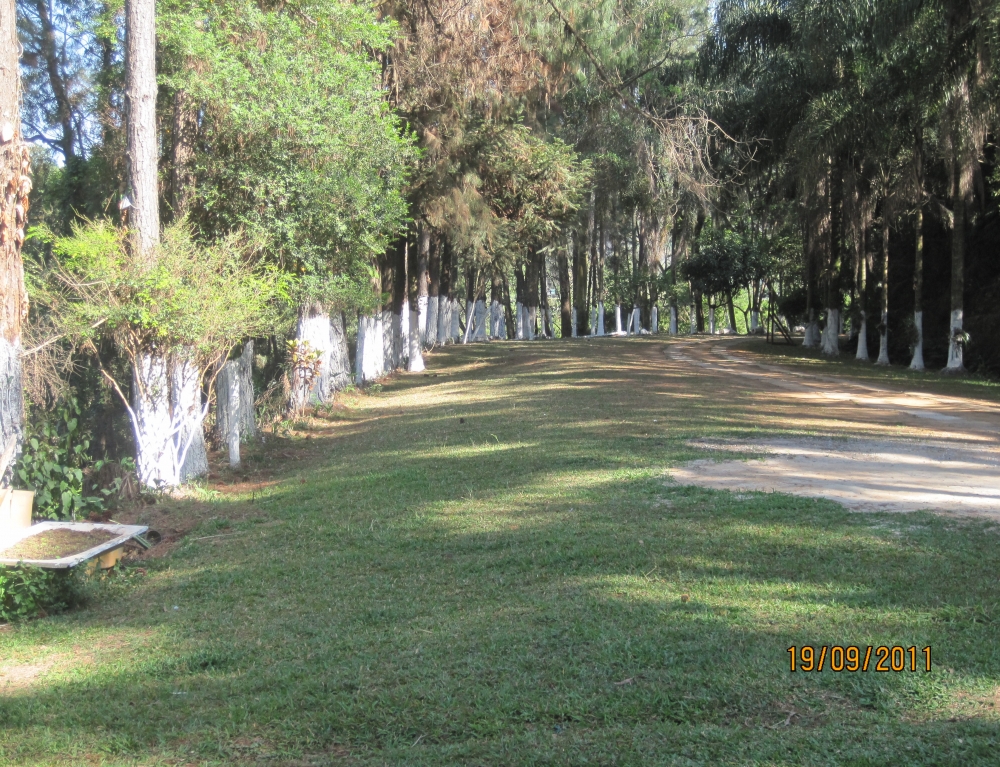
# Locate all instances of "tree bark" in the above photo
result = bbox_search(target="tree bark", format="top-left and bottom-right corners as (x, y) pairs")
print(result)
(126, 0), (188, 486)
(407, 233), (425, 371)
(946, 155), (971, 372)
(390, 238), (407, 369)
(125, 0), (159, 260)
(295, 303), (350, 404)
(416, 225), (430, 348)
(0, 0), (29, 472)
(910, 208), (925, 370)
(216, 341), (256, 469)
(876, 212), (890, 366)
(574, 192), (594, 335)
(426, 232), (440, 348)
(170, 89), (198, 220)
(558, 237), (572, 337)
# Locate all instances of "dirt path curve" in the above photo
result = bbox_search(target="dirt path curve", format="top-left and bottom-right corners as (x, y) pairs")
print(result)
(664, 337), (1000, 517)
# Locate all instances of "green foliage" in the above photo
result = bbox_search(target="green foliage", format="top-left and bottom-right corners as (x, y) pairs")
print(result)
(0, 566), (79, 622)
(34, 220), (289, 368)
(159, 0), (416, 310)
(683, 228), (757, 298)
(16, 397), (109, 521)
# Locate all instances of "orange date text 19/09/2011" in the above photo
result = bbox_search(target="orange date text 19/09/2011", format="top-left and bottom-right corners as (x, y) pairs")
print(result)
(787, 646), (931, 673)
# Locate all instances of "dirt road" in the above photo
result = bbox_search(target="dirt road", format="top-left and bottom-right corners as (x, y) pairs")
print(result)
(665, 337), (1000, 517)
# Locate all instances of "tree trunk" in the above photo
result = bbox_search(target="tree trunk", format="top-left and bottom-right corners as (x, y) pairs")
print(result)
(501, 273), (514, 340)
(525, 251), (539, 340)
(910, 208), (925, 370)
(172, 355), (207, 482)
(490, 271), (506, 340)
(171, 89), (197, 220)
(295, 303), (350, 405)
(426, 233), (440, 348)
(574, 193), (593, 335)
(390, 239), (407, 369)
(946, 157), (970, 372)
(216, 342), (256, 468)
(876, 213), (890, 365)
(437, 240), (452, 345)
(726, 294), (738, 334)
(856, 224), (869, 361)
(415, 226), (430, 349)
(126, 0), (184, 486)
(448, 245), (460, 343)
(0, 0), (28, 473)
(356, 265), (385, 385)
(559, 237), (572, 337)
(407, 236), (425, 372)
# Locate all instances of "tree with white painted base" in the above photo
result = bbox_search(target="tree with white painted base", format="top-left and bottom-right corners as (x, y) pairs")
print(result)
(0, 0), (30, 467)
(875, 215), (890, 366)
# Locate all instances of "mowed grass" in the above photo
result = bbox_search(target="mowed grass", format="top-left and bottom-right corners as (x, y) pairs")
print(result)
(2, 337), (1000, 766)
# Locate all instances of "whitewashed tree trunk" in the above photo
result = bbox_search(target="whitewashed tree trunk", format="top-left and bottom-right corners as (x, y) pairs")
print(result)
(407, 305), (425, 372)
(597, 302), (605, 335)
(126, 0), (175, 487)
(689, 302), (697, 334)
(708, 309), (716, 335)
(172, 355), (207, 482)
(669, 306), (678, 335)
(526, 306), (536, 340)
(474, 299), (486, 340)
(909, 310), (925, 370)
(462, 300), (475, 344)
(425, 295), (438, 348)
(946, 309), (964, 371)
(571, 308), (578, 337)
(451, 298), (461, 342)
(216, 361), (242, 469)
(803, 312), (820, 347)
(216, 342), (255, 468)
(750, 310), (760, 334)
(491, 300), (505, 339)
(855, 313), (869, 361)
(632, 306), (641, 335)
(400, 298), (410, 363)
(417, 294), (429, 348)
(437, 295), (450, 345)
(0, 0), (28, 471)
(651, 306), (658, 334)
(132, 355), (175, 487)
(615, 304), (622, 333)
(356, 313), (384, 384)
(515, 302), (524, 339)
(390, 304), (410, 370)
(382, 309), (395, 372)
(0, 339), (23, 469)
(876, 311), (890, 365)
(821, 309), (840, 356)
(295, 307), (349, 405)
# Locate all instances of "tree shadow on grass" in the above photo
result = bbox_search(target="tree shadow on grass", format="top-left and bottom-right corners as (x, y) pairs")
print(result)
(3, 339), (1000, 765)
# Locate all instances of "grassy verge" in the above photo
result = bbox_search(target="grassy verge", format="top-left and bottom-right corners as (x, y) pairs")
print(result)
(1, 338), (999, 765)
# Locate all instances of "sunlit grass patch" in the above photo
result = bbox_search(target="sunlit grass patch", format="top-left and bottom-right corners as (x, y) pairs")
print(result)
(2, 338), (1000, 764)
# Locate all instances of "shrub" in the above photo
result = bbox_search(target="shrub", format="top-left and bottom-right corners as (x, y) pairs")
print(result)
(16, 396), (129, 520)
(0, 566), (79, 622)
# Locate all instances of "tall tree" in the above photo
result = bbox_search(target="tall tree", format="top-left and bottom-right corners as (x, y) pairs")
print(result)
(0, 0), (30, 465)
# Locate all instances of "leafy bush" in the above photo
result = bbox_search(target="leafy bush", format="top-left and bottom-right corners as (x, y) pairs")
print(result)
(16, 396), (129, 520)
(0, 566), (79, 622)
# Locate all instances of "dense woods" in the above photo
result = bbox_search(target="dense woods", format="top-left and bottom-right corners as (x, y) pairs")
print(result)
(6, 0), (1000, 499)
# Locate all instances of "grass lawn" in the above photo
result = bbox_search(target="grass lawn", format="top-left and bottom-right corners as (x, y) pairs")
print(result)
(2, 337), (1000, 765)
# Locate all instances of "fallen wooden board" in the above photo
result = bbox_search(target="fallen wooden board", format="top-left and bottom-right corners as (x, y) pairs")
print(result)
(0, 521), (149, 569)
